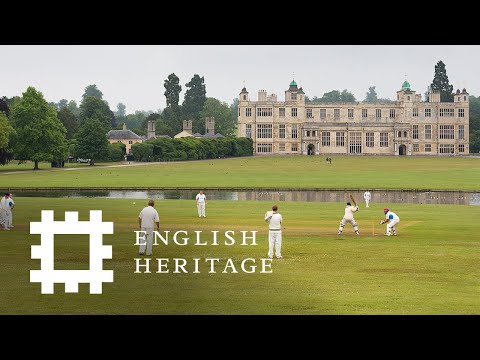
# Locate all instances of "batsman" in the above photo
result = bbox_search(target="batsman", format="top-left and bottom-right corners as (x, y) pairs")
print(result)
(337, 195), (360, 236)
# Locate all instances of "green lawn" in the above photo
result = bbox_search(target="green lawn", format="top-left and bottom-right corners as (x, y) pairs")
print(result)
(1, 156), (480, 190)
(1, 198), (478, 314)
(0, 160), (124, 172)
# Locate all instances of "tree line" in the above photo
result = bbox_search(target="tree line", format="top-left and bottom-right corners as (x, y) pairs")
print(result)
(0, 74), (240, 168)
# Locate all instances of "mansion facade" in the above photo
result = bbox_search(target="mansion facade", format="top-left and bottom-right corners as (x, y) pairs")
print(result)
(237, 80), (469, 156)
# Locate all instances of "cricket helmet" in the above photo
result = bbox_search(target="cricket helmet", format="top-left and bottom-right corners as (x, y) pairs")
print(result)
(383, 208), (390, 214)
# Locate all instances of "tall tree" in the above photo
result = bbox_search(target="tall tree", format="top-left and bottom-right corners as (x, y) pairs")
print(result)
(430, 60), (454, 102)
(0, 96), (10, 116)
(469, 95), (480, 153)
(82, 84), (103, 100)
(200, 98), (236, 137)
(307, 90), (356, 103)
(183, 74), (207, 132)
(231, 98), (239, 122)
(340, 89), (356, 102)
(57, 99), (69, 109)
(159, 107), (183, 137)
(58, 107), (79, 139)
(79, 96), (112, 131)
(321, 90), (342, 102)
(116, 103), (126, 117)
(67, 100), (80, 117)
(364, 86), (378, 102)
(0, 112), (15, 165)
(75, 119), (109, 165)
(469, 95), (480, 132)
(164, 73), (182, 109)
(10, 87), (67, 170)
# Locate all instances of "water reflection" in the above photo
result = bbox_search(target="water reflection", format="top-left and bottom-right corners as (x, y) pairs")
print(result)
(11, 189), (480, 205)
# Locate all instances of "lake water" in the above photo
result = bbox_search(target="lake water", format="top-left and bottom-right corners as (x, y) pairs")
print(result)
(10, 189), (480, 205)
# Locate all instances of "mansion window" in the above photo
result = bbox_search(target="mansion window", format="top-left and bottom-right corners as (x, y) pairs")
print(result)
(257, 108), (273, 117)
(425, 108), (431, 117)
(291, 108), (298, 117)
(389, 109), (396, 118)
(349, 132), (362, 154)
(306, 109), (313, 118)
(413, 144), (419, 152)
(279, 143), (285, 151)
(376, 109), (381, 119)
(424, 125), (432, 140)
(362, 109), (368, 118)
(365, 132), (374, 147)
(439, 108), (454, 117)
(380, 132), (389, 147)
(440, 125), (454, 139)
(257, 144), (272, 153)
(238, 108), (240, 117)
(279, 124), (286, 139)
(439, 144), (454, 154)
(246, 108), (252, 117)
(291, 124), (298, 139)
(412, 125), (418, 139)
(291, 143), (298, 152)
(458, 125), (464, 140)
(425, 144), (432, 152)
(459, 144), (465, 153)
(336, 132), (345, 147)
(320, 109), (326, 119)
(458, 109), (465, 117)
(413, 108), (418, 117)
(245, 124), (252, 139)
(257, 124), (272, 138)
(291, 92), (297, 100)
(322, 132), (330, 146)
(334, 109), (340, 120)
(348, 109), (354, 119)
(279, 108), (285, 117)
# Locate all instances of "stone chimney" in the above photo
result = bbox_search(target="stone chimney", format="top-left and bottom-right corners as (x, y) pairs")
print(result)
(183, 120), (193, 134)
(147, 120), (156, 139)
(205, 117), (215, 135)
(122, 123), (127, 130)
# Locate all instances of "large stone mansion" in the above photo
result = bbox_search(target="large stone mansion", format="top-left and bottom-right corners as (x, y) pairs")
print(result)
(237, 80), (469, 156)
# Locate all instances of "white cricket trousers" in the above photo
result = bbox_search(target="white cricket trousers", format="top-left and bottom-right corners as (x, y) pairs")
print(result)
(268, 230), (282, 258)
(6, 210), (12, 227)
(0, 209), (7, 228)
(386, 219), (400, 235)
(139, 227), (154, 255)
(197, 203), (206, 217)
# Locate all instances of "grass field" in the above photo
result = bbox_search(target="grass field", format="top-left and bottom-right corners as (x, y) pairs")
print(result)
(1, 198), (478, 314)
(0, 160), (123, 173)
(1, 156), (480, 190)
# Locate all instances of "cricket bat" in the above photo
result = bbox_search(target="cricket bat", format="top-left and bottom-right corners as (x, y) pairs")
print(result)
(349, 194), (357, 207)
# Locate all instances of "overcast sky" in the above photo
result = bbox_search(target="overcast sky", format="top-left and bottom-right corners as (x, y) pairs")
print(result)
(1, 45), (479, 114)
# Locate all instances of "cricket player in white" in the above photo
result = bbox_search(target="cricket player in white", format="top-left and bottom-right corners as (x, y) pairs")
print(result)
(6, 193), (15, 228)
(196, 191), (207, 217)
(265, 205), (283, 259)
(380, 208), (400, 236)
(337, 202), (360, 235)
(138, 200), (160, 256)
(363, 191), (371, 208)
(0, 193), (10, 230)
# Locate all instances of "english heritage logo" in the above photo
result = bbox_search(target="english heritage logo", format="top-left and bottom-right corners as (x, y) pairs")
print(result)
(30, 210), (113, 294)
